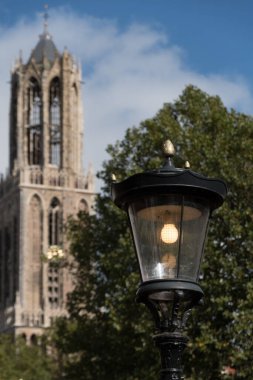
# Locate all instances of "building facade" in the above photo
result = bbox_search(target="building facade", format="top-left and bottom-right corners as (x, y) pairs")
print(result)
(0, 26), (95, 341)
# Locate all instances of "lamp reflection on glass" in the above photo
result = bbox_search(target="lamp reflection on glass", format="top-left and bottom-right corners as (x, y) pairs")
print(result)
(155, 253), (177, 278)
(162, 253), (177, 269)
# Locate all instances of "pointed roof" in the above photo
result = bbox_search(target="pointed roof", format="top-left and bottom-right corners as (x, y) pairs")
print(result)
(30, 6), (59, 64)
(30, 31), (59, 64)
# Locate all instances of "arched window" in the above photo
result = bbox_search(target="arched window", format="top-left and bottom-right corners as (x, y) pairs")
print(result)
(10, 78), (18, 171)
(27, 78), (42, 165)
(30, 334), (37, 345)
(13, 216), (19, 299)
(71, 83), (78, 121)
(71, 84), (78, 165)
(48, 198), (62, 246)
(79, 199), (89, 213)
(49, 78), (61, 166)
(4, 227), (11, 303)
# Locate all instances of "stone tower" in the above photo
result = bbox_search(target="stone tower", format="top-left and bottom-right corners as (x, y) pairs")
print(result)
(0, 24), (95, 341)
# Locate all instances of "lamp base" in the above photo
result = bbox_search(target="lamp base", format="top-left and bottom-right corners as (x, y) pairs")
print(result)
(154, 331), (188, 380)
(136, 280), (203, 380)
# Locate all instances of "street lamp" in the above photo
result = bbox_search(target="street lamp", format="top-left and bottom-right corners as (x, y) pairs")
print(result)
(111, 140), (227, 380)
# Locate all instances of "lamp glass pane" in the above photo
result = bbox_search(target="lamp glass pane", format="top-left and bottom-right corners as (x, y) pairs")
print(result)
(128, 195), (182, 282)
(128, 194), (210, 282)
(179, 203), (209, 280)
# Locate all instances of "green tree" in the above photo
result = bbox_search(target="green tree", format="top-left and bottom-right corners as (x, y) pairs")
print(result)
(54, 85), (253, 379)
(0, 335), (57, 380)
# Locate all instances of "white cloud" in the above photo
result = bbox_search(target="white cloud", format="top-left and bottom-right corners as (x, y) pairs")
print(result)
(0, 8), (252, 184)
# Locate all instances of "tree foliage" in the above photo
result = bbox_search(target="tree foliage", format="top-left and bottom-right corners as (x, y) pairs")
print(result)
(54, 85), (253, 379)
(0, 335), (56, 380)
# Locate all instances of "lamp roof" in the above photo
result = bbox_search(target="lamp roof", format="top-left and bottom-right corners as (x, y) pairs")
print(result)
(111, 140), (227, 211)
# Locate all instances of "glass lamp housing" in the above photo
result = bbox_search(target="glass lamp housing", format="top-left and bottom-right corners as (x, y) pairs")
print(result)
(111, 140), (227, 289)
(128, 194), (209, 282)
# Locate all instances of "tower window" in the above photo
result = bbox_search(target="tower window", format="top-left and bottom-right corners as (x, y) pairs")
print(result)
(30, 334), (37, 345)
(48, 197), (62, 246)
(48, 198), (62, 307)
(10, 79), (18, 170)
(4, 227), (11, 302)
(49, 77), (61, 166)
(27, 78), (42, 165)
(13, 216), (19, 300)
(79, 199), (89, 213)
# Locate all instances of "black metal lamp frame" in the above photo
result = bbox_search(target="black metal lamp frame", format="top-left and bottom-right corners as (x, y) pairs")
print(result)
(111, 141), (227, 380)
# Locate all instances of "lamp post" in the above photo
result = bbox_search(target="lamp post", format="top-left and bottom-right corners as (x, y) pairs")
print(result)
(111, 140), (227, 380)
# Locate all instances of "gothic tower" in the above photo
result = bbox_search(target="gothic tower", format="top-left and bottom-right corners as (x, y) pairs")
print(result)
(0, 23), (95, 341)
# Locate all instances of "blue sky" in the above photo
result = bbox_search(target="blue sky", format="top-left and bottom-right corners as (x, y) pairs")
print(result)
(0, 1), (252, 184)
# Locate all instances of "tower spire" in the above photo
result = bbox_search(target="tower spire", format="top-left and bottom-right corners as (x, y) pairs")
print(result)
(43, 4), (49, 34)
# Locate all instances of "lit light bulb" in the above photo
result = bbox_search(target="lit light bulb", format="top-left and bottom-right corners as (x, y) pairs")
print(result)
(161, 223), (178, 244)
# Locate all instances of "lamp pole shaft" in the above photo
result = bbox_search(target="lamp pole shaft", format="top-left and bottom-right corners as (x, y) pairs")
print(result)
(154, 332), (188, 380)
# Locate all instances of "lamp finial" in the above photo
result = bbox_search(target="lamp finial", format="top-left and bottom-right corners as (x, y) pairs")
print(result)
(163, 140), (175, 158)
(111, 173), (117, 182)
